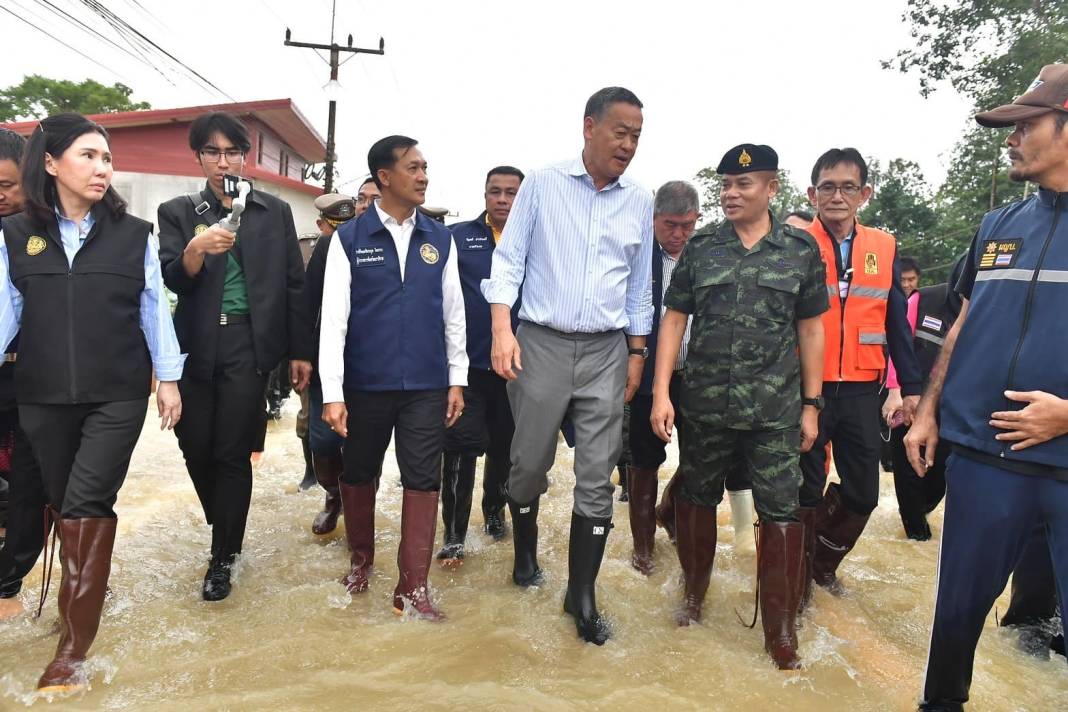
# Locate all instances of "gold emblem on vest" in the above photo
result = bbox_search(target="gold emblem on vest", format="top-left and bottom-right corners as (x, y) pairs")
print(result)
(864, 252), (878, 275)
(738, 149), (752, 167)
(26, 236), (47, 256)
(419, 243), (440, 265)
(194, 224), (209, 236)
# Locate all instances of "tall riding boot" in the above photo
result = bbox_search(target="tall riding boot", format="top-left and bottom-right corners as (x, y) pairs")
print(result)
(811, 483), (870, 596)
(627, 467), (659, 575)
(797, 506), (816, 614)
(508, 497), (543, 586)
(729, 489), (757, 554)
(393, 489), (444, 621)
(339, 481), (376, 594)
(311, 452), (343, 536)
(298, 435), (317, 491)
(563, 512), (612, 645)
(655, 470), (682, 544)
(436, 452), (475, 567)
(481, 454), (509, 541)
(617, 464), (629, 502)
(758, 521), (805, 670)
(673, 498), (717, 626)
(37, 517), (117, 693)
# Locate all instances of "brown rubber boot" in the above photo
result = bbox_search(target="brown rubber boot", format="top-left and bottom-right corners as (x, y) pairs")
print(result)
(797, 505), (816, 613)
(758, 521), (805, 670)
(627, 467), (659, 575)
(811, 484), (870, 596)
(37, 517), (117, 693)
(655, 470), (682, 544)
(339, 481), (376, 594)
(392, 489), (444, 622)
(674, 498), (717, 626)
(311, 453), (343, 536)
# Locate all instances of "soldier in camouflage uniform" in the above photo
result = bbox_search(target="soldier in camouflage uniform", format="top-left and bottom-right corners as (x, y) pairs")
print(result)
(651, 144), (827, 670)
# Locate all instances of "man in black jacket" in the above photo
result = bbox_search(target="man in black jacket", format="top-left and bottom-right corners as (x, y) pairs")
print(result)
(158, 112), (311, 601)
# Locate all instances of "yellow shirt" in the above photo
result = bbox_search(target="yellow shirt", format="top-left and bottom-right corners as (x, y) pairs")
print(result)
(485, 213), (502, 244)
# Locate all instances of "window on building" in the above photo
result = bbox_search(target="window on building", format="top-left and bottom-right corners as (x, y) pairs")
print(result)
(257, 132), (264, 164)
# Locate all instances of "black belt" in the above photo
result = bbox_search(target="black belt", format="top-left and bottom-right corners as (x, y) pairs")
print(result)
(219, 313), (250, 326)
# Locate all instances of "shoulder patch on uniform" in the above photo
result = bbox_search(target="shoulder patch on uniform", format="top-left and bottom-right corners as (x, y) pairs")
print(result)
(978, 238), (1021, 270)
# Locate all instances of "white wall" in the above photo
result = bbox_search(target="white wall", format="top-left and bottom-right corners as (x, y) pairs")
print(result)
(113, 171), (320, 238)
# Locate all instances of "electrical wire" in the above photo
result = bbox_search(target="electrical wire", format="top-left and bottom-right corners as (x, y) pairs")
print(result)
(0, 4), (128, 79)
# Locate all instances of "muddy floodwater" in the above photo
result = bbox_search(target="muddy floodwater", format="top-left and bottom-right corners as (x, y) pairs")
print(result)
(1, 396), (1066, 711)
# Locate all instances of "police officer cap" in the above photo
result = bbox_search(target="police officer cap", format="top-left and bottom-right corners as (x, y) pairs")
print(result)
(418, 205), (449, 223)
(716, 144), (778, 175)
(314, 193), (356, 224)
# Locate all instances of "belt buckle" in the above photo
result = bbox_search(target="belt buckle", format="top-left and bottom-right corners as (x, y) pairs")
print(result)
(219, 313), (228, 326)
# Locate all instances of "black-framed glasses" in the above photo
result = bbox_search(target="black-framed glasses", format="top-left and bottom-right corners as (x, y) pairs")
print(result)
(815, 183), (862, 198)
(199, 147), (245, 163)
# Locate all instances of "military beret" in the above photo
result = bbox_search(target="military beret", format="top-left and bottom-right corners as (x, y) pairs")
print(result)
(418, 205), (450, 224)
(314, 193), (356, 223)
(716, 144), (778, 175)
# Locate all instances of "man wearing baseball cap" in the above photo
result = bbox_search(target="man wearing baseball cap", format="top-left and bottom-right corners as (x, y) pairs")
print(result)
(906, 63), (1068, 711)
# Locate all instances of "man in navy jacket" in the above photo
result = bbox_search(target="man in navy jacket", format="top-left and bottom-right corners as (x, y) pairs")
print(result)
(436, 166), (524, 567)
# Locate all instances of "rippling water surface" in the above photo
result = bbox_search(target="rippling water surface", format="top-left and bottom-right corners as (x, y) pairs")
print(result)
(1, 398), (1066, 710)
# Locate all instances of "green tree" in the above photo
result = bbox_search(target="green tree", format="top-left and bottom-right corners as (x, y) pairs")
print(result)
(0, 75), (150, 122)
(692, 168), (810, 228)
(886, 0), (1068, 276)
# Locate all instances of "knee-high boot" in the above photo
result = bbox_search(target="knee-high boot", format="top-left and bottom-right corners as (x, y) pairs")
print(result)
(508, 497), (543, 586)
(797, 505), (816, 613)
(339, 481), (376, 593)
(437, 452), (476, 566)
(758, 521), (804, 670)
(627, 467), (659, 575)
(37, 517), (116, 692)
(393, 489), (444, 621)
(563, 512), (612, 645)
(674, 498), (717, 625)
(481, 454), (509, 541)
(655, 470), (682, 544)
(311, 452), (343, 536)
(811, 484), (870, 596)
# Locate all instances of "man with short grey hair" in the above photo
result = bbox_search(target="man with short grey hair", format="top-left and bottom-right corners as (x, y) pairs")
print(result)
(625, 180), (698, 575)
(482, 86), (654, 645)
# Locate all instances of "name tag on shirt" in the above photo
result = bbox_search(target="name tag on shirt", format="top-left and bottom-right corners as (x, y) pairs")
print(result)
(355, 246), (386, 267)
(461, 235), (490, 251)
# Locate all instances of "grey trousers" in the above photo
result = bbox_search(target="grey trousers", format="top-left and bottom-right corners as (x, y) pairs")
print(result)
(506, 321), (628, 519)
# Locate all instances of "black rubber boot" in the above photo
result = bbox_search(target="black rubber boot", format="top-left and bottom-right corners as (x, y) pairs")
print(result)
(481, 454), (509, 541)
(436, 452), (475, 567)
(617, 465), (629, 502)
(563, 512), (612, 645)
(298, 435), (316, 491)
(508, 497), (543, 586)
(202, 553), (235, 602)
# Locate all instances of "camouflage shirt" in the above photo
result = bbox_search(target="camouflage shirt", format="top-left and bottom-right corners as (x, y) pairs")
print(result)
(663, 217), (828, 429)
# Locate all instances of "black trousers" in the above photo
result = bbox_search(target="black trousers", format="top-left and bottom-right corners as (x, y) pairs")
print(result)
(0, 421), (46, 597)
(890, 423), (948, 527)
(444, 368), (514, 512)
(19, 399), (146, 519)
(342, 389), (446, 491)
(175, 324), (267, 559)
(629, 375), (681, 470)
(800, 391), (882, 514)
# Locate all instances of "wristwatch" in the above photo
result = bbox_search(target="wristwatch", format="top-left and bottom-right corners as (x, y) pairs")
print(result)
(801, 396), (825, 410)
(628, 347), (649, 359)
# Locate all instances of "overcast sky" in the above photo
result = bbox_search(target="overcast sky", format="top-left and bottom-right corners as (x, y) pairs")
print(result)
(0, 0), (976, 220)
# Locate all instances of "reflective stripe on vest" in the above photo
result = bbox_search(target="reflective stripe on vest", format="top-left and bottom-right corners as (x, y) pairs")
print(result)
(808, 220), (897, 382)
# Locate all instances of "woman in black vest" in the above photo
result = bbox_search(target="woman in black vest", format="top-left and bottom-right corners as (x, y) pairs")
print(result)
(0, 114), (183, 692)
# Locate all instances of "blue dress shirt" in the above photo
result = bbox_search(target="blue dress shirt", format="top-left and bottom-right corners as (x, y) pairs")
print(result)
(481, 155), (654, 335)
(0, 210), (185, 381)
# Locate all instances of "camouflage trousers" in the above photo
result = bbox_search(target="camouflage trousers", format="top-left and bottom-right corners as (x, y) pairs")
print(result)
(676, 419), (801, 522)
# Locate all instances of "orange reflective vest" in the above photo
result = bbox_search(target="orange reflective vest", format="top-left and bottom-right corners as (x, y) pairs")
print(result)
(808, 220), (897, 383)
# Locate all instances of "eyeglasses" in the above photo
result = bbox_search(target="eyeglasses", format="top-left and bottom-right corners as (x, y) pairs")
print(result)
(199, 147), (245, 163)
(815, 183), (862, 198)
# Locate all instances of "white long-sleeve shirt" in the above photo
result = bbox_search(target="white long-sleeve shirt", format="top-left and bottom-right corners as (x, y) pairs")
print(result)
(319, 201), (468, 404)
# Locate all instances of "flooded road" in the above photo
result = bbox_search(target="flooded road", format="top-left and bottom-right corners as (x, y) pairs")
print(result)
(1, 396), (1066, 710)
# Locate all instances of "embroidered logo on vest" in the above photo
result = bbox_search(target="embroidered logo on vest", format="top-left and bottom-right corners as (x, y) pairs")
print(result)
(864, 252), (878, 275)
(419, 243), (440, 265)
(978, 238), (1021, 269)
(26, 236), (47, 256)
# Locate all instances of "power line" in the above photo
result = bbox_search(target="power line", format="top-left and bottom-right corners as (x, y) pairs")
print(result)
(0, 4), (128, 80)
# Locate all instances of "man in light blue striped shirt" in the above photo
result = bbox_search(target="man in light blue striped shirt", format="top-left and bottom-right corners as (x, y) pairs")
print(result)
(481, 86), (654, 646)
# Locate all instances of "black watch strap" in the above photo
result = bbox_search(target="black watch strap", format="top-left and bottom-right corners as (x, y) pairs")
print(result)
(628, 347), (649, 359)
(801, 396), (825, 410)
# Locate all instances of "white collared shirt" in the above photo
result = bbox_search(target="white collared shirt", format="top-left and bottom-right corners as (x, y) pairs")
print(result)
(318, 200), (468, 403)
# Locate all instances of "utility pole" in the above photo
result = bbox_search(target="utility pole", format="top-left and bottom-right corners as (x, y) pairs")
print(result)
(285, 16), (384, 194)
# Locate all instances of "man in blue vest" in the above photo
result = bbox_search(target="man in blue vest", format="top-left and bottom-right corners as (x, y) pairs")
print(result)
(906, 63), (1068, 711)
(320, 135), (467, 622)
(436, 166), (524, 567)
